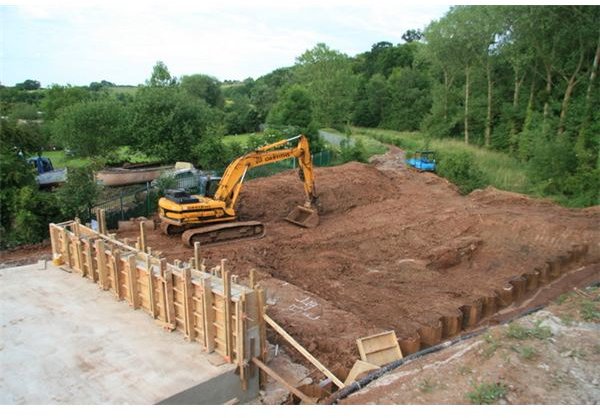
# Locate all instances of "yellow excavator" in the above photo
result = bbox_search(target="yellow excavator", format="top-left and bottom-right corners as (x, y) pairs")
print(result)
(158, 134), (319, 247)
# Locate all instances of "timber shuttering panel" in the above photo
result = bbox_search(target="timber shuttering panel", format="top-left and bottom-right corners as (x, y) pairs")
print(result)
(49, 221), (258, 374)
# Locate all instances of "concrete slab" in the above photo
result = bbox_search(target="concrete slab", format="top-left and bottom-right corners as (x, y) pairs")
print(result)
(0, 264), (235, 404)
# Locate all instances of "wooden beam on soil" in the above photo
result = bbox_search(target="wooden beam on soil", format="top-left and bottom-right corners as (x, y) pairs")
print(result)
(251, 358), (316, 405)
(263, 313), (345, 389)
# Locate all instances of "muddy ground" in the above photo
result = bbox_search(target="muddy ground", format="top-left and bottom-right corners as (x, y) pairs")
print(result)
(3, 147), (599, 380)
(116, 147), (600, 373)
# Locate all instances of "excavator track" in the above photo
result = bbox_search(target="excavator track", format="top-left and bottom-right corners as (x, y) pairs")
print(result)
(181, 221), (266, 248)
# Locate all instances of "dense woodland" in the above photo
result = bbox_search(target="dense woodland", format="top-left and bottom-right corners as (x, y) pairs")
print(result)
(1, 5), (599, 247)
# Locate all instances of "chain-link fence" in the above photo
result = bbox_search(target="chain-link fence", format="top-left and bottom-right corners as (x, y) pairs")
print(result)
(90, 182), (159, 230)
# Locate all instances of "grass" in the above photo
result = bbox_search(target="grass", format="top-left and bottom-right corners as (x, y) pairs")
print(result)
(506, 320), (552, 340)
(517, 346), (537, 360)
(36, 146), (158, 170)
(417, 378), (436, 393)
(482, 333), (501, 358)
(37, 150), (89, 169)
(466, 382), (507, 404)
(353, 127), (531, 194)
(580, 300), (600, 322)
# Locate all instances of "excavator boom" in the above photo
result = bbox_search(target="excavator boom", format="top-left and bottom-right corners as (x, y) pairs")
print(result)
(158, 135), (319, 247)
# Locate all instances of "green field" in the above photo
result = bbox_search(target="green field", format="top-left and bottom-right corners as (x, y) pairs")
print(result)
(37, 150), (89, 169)
(107, 86), (138, 96)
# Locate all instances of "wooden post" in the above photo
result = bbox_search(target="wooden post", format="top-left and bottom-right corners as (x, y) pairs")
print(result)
(126, 255), (140, 309)
(97, 209), (107, 235)
(249, 269), (256, 289)
(194, 242), (201, 270)
(252, 358), (316, 405)
(163, 268), (176, 330)
(139, 222), (146, 253)
(182, 267), (196, 341)
(264, 313), (345, 388)
(238, 293), (247, 390)
(74, 237), (84, 276)
(49, 225), (59, 262)
(202, 277), (215, 352)
(85, 239), (96, 282)
(146, 258), (157, 318)
(256, 287), (267, 388)
(61, 229), (72, 268)
(222, 259), (233, 361)
(95, 240), (109, 291)
(112, 249), (122, 298)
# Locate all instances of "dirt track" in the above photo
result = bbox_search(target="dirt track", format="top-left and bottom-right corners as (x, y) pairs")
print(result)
(113, 146), (600, 374)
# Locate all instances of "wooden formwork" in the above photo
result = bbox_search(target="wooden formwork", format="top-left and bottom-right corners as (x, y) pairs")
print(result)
(49, 220), (258, 385)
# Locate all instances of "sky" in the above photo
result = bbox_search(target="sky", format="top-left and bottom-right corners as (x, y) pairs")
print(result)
(0, 0), (453, 87)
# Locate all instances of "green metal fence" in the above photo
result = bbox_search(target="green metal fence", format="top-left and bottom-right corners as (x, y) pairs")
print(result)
(90, 182), (159, 230)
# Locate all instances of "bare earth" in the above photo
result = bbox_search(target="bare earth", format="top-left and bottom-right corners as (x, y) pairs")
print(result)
(2, 146), (599, 404)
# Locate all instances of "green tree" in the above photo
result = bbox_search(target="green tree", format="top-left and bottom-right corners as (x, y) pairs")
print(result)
(295, 43), (358, 129)
(180, 74), (224, 108)
(353, 74), (389, 127)
(267, 85), (313, 128)
(55, 166), (100, 221)
(41, 84), (93, 120)
(129, 87), (220, 163)
(147, 61), (177, 87)
(383, 67), (431, 131)
(15, 79), (41, 90)
(51, 98), (129, 157)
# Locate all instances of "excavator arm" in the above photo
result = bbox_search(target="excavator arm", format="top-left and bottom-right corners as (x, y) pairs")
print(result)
(213, 135), (318, 211)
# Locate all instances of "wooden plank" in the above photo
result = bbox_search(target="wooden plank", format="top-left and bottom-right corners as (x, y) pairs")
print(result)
(139, 222), (146, 253)
(146, 259), (157, 318)
(49, 224), (59, 260)
(264, 313), (345, 388)
(252, 358), (316, 405)
(344, 360), (380, 385)
(237, 294), (247, 390)
(84, 239), (96, 282)
(256, 287), (267, 388)
(163, 268), (177, 329)
(202, 277), (215, 353)
(222, 260), (233, 361)
(61, 229), (72, 268)
(182, 268), (195, 340)
(356, 330), (402, 367)
(112, 249), (122, 298)
(126, 255), (140, 309)
(95, 240), (109, 291)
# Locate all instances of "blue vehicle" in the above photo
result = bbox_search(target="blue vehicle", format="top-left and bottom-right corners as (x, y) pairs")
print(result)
(27, 156), (67, 187)
(406, 151), (436, 172)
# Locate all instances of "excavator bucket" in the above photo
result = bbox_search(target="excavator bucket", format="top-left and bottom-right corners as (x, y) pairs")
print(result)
(285, 205), (319, 228)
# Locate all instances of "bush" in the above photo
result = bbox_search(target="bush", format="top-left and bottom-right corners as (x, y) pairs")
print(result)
(55, 165), (100, 222)
(436, 150), (486, 194)
(340, 137), (369, 163)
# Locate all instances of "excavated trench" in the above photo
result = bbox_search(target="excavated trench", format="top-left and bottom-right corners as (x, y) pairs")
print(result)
(117, 149), (600, 376)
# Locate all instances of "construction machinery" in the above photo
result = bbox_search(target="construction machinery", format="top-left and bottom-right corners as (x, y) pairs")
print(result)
(406, 151), (436, 172)
(158, 135), (319, 247)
